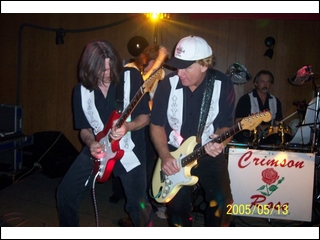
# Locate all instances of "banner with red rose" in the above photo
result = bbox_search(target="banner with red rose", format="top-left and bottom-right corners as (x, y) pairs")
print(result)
(227, 148), (315, 222)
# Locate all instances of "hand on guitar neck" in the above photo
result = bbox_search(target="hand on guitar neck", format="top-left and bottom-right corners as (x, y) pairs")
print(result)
(110, 119), (127, 140)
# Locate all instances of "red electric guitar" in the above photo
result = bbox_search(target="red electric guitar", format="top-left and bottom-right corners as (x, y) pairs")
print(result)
(93, 68), (165, 183)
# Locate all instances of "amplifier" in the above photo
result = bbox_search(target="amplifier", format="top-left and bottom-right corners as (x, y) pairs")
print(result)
(0, 148), (23, 172)
(0, 134), (33, 172)
(0, 104), (23, 136)
(0, 134), (33, 151)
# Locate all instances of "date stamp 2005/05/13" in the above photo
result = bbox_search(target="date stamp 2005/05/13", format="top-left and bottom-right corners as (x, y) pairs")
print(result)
(226, 203), (289, 216)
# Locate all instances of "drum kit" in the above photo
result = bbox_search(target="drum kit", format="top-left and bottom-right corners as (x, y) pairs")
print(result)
(231, 65), (319, 153)
(230, 121), (297, 151)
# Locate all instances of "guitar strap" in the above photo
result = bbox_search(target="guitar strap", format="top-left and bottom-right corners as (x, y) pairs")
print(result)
(116, 73), (124, 113)
(196, 70), (216, 144)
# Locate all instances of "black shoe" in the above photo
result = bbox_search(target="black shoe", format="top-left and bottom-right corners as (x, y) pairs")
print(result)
(149, 198), (158, 212)
(109, 194), (123, 204)
(118, 217), (134, 227)
(152, 204), (158, 213)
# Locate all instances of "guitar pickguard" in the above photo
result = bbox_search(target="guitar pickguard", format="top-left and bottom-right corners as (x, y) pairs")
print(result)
(151, 136), (198, 203)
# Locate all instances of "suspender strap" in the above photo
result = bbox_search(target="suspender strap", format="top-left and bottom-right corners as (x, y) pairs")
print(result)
(196, 71), (216, 144)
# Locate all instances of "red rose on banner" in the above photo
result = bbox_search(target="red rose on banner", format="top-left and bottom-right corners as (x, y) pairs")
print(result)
(257, 168), (285, 197)
(262, 168), (279, 185)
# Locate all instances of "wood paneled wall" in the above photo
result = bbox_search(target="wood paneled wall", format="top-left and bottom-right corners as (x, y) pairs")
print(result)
(1, 13), (319, 151)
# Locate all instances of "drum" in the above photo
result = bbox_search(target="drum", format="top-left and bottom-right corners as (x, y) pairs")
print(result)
(289, 118), (300, 136)
(263, 123), (293, 145)
(232, 128), (260, 144)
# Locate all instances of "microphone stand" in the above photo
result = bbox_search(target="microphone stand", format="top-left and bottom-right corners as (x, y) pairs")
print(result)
(311, 80), (320, 212)
(311, 80), (320, 153)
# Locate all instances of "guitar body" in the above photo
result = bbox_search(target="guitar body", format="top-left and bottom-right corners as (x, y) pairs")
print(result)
(151, 136), (199, 203)
(94, 110), (124, 183)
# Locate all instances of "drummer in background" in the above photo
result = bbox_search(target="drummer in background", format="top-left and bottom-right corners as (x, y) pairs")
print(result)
(234, 70), (283, 142)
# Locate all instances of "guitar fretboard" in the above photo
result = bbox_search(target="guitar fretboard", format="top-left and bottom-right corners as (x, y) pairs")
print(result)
(115, 88), (144, 129)
(181, 123), (241, 168)
(115, 68), (164, 129)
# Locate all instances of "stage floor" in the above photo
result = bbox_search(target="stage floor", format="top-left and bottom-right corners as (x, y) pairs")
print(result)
(1, 168), (319, 238)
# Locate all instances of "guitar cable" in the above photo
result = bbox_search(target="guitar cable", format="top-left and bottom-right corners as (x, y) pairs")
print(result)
(92, 171), (100, 227)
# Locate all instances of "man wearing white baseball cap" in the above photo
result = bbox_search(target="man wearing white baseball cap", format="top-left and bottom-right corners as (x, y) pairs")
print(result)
(150, 35), (235, 227)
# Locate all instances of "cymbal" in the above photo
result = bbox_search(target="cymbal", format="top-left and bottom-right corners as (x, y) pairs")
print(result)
(288, 65), (316, 86)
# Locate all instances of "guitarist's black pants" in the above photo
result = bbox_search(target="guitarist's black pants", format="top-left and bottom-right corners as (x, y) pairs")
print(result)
(166, 153), (233, 227)
(57, 147), (153, 227)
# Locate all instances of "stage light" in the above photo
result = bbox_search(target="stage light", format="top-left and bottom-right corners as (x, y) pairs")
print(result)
(145, 13), (170, 44)
(145, 13), (170, 21)
(263, 37), (275, 59)
(55, 28), (66, 45)
(264, 48), (274, 59)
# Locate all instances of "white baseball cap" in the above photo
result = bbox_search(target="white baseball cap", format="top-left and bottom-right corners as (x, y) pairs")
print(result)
(166, 35), (213, 69)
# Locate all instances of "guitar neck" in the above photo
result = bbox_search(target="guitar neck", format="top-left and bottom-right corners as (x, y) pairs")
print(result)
(115, 87), (144, 129)
(114, 68), (164, 129)
(181, 123), (241, 168)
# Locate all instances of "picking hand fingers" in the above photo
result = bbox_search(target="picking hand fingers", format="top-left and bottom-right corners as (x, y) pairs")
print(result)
(162, 161), (179, 175)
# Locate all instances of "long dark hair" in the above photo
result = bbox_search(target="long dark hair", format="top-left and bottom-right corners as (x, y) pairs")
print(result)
(78, 39), (123, 90)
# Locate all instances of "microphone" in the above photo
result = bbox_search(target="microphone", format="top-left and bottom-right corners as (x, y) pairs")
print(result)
(288, 65), (313, 86)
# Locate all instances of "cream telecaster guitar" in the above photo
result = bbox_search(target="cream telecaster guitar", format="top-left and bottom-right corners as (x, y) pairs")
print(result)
(151, 111), (272, 203)
(94, 68), (165, 183)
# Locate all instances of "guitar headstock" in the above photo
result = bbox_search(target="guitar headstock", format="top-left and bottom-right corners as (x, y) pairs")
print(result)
(143, 68), (165, 93)
(240, 111), (272, 131)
